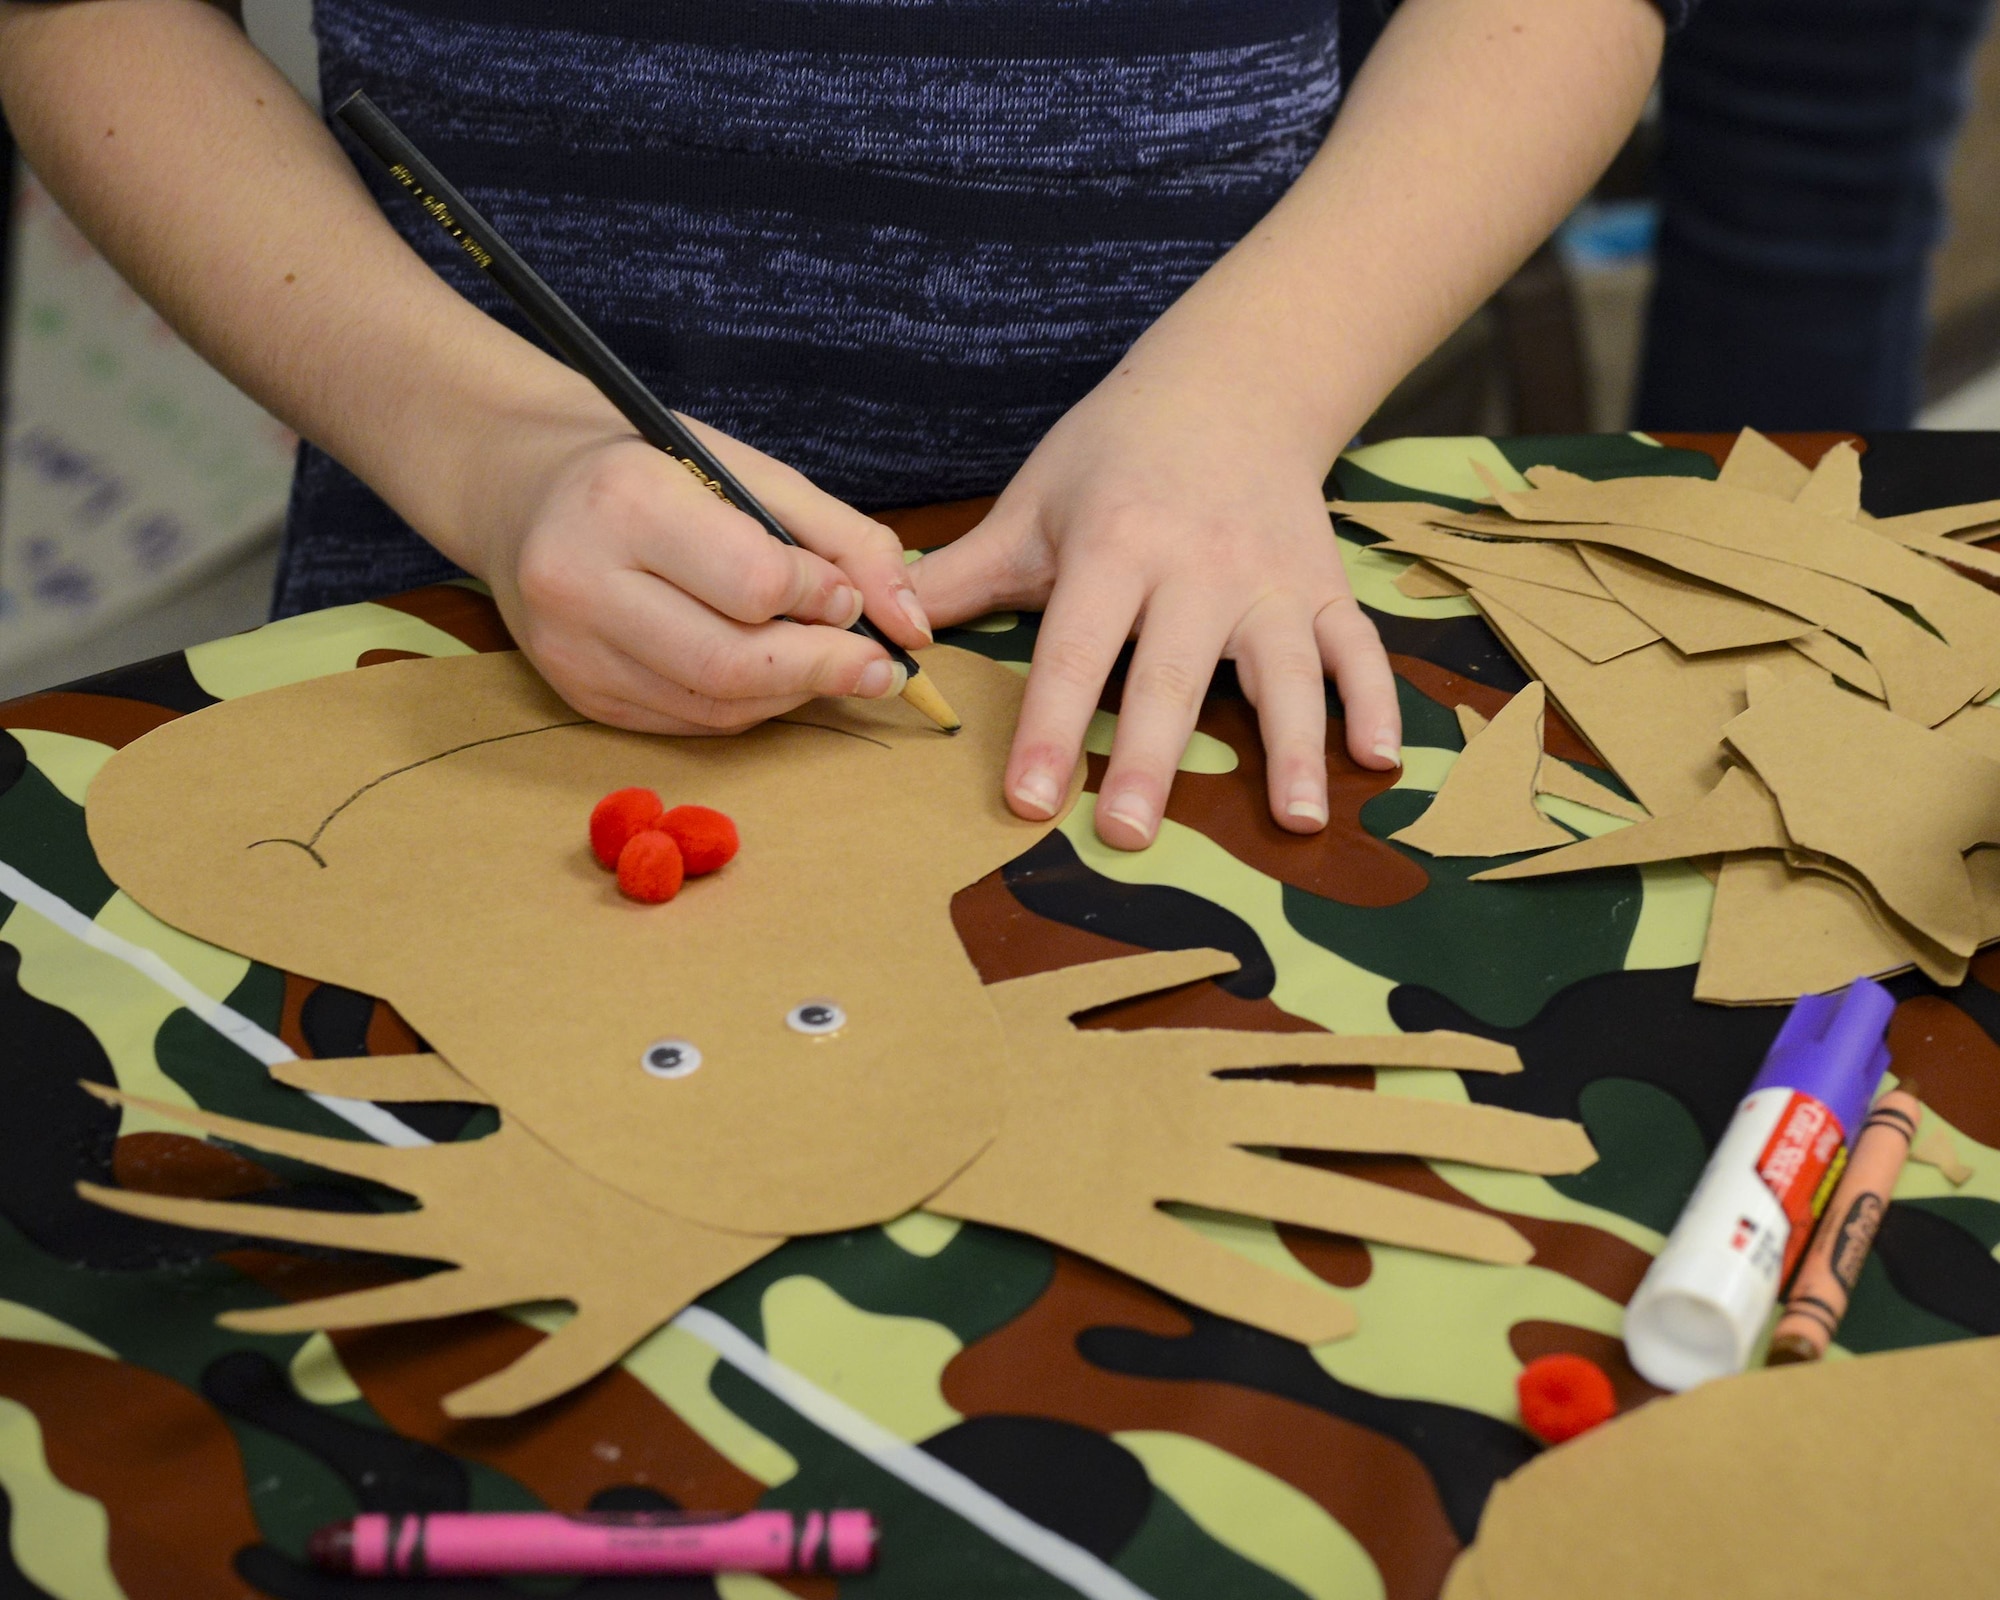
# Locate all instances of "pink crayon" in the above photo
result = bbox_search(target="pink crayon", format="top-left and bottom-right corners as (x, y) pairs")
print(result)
(306, 1509), (877, 1578)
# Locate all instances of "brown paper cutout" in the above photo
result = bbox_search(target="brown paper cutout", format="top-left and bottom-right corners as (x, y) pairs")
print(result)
(1469, 593), (1815, 817)
(1473, 766), (1788, 883)
(1724, 674), (2000, 957)
(1777, 847), (1965, 988)
(1444, 1336), (2000, 1600)
(1713, 426), (1813, 499)
(1870, 519), (2000, 582)
(1872, 500), (2000, 543)
(1694, 853), (1933, 1005)
(1414, 500), (1953, 709)
(83, 646), (1597, 1410)
(1389, 683), (1576, 857)
(1454, 705), (1648, 821)
(1394, 562), (1468, 600)
(1374, 523), (1612, 598)
(1789, 631), (1886, 700)
(88, 647), (1047, 1239)
(1908, 1113), (1973, 1186)
(1344, 461), (2000, 1003)
(1457, 513), (1981, 726)
(1938, 701), (2000, 764)
(1497, 472), (2000, 705)
(1575, 546), (1812, 655)
(77, 1078), (780, 1418)
(1792, 438), (1863, 520)
(1455, 577), (1660, 664)
(929, 949), (1595, 1343)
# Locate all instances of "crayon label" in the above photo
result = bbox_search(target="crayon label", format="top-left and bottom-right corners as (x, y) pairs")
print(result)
(1750, 1090), (1847, 1280)
(1827, 1192), (1886, 1294)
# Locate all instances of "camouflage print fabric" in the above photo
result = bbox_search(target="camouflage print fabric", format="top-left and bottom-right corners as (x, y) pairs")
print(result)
(4, 431), (2000, 1600)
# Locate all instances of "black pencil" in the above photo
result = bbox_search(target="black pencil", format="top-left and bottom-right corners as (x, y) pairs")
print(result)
(332, 90), (960, 734)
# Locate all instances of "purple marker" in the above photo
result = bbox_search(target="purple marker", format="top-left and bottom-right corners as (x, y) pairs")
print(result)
(1623, 977), (1893, 1393)
(306, 1509), (877, 1578)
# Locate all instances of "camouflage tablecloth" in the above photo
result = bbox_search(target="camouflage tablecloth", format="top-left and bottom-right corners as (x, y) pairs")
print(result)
(4, 431), (1999, 1600)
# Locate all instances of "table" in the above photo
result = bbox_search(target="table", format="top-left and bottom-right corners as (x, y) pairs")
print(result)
(3, 430), (1997, 1600)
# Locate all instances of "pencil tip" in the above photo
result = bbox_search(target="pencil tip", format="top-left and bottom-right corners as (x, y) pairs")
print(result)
(897, 668), (961, 734)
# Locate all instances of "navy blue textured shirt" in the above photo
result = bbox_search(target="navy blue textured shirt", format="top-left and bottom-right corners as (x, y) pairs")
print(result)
(93, 0), (1692, 612)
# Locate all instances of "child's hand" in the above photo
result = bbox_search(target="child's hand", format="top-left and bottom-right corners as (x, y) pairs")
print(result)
(909, 363), (1402, 850)
(466, 402), (934, 735)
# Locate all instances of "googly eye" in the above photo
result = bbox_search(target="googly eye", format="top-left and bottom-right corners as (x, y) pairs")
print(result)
(786, 1000), (847, 1037)
(641, 1038), (702, 1078)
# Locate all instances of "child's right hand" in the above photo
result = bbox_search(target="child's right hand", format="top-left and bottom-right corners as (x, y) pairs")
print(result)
(463, 398), (934, 735)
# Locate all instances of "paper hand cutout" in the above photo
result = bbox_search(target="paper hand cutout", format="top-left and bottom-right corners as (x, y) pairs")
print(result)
(83, 647), (1595, 1415)
(78, 1067), (777, 1418)
(933, 946), (1593, 1345)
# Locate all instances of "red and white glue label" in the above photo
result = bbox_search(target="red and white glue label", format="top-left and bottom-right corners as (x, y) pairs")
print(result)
(1624, 1087), (1848, 1392)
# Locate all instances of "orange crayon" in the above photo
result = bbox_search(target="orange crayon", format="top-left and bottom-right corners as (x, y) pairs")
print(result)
(1767, 1088), (1921, 1365)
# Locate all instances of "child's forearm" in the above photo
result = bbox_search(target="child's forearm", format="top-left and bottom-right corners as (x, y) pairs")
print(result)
(0, 0), (589, 573)
(1123, 0), (1665, 463)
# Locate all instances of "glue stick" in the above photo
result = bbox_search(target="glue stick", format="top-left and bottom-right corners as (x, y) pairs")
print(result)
(1623, 977), (1893, 1392)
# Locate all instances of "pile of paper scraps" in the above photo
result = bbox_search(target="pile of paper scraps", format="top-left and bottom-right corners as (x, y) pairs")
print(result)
(1333, 429), (2000, 1003)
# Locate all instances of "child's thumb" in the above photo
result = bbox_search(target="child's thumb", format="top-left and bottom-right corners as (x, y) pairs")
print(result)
(906, 507), (1048, 627)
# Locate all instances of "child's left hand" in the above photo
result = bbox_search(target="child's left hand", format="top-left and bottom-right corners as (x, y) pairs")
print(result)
(910, 358), (1402, 852)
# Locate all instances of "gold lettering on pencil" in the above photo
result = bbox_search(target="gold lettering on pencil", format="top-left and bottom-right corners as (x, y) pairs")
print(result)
(675, 456), (733, 505)
(378, 168), (495, 270)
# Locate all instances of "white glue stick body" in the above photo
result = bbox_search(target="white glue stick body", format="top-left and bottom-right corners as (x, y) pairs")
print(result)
(1623, 978), (1893, 1392)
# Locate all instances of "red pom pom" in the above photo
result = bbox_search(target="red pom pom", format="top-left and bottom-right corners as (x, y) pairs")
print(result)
(660, 805), (739, 876)
(590, 788), (663, 871)
(616, 830), (684, 903)
(1517, 1354), (1617, 1445)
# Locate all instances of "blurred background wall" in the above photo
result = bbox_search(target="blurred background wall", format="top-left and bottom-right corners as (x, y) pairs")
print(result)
(4, 0), (1998, 699)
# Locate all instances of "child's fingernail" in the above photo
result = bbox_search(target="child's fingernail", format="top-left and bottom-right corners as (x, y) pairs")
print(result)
(856, 660), (906, 699)
(895, 587), (934, 641)
(1373, 740), (1403, 767)
(1102, 792), (1157, 841)
(1012, 769), (1061, 817)
(839, 586), (867, 627)
(1286, 788), (1329, 826)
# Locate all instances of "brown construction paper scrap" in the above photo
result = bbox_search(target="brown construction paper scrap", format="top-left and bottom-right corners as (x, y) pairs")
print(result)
(1908, 1113), (1974, 1186)
(1470, 591), (1817, 817)
(1394, 562), (1467, 600)
(1459, 576), (1660, 664)
(1792, 439), (1863, 520)
(1740, 662), (1782, 705)
(1373, 523), (1613, 598)
(1790, 631), (1886, 700)
(1498, 470), (2000, 699)
(1459, 513), (1978, 726)
(1445, 1336), (2000, 1600)
(1694, 853), (1932, 1005)
(1724, 674), (2000, 957)
(1714, 426), (1813, 499)
(82, 646), (1600, 1408)
(77, 1080), (781, 1418)
(929, 948), (1594, 1345)
(1776, 847), (1965, 988)
(1939, 702), (2000, 764)
(1331, 500), (1538, 546)
(1455, 705), (1648, 821)
(1389, 681), (1576, 857)
(1975, 847), (2000, 945)
(1869, 519), (2000, 582)
(1576, 546), (1812, 654)
(1473, 765), (1788, 883)
(1871, 499), (2000, 543)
